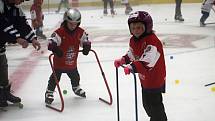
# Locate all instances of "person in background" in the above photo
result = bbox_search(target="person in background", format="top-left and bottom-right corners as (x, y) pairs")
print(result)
(114, 11), (167, 121)
(45, 8), (91, 105)
(121, 0), (133, 15)
(102, 0), (116, 16)
(200, 0), (215, 27)
(0, 0), (41, 108)
(30, 0), (46, 39)
(56, 0), (70, 13)
(174, 0), (184, 21)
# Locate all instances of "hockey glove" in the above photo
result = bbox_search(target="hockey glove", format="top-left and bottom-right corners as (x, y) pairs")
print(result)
(114, 57), (125, 68)
(124, 65), (133, 75)
(48, 41), (63, 57)
(82, 41), (91, 55)
(53, 47), (63, 57)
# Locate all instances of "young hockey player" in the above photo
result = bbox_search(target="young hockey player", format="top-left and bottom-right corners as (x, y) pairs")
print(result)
(0, 0), (41, 108)
(30, 0), (46, 39)
(114, 11), (167, 121)
(121, 0), (133, 15)
(174, 0), (184, 21)
(102, 0), (116, 16)
(200, 0), (215, 27)
(45, 8), (91, 104)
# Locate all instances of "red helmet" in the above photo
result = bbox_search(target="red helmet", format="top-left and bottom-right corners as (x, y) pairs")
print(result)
(128, 11), (153, 34)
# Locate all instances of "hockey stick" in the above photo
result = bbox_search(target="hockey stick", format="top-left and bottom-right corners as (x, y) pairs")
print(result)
(205, 82), (215, 87)
(79, 49), (113, 105)
(46, 54), (64, 112)
(116, 66), (138, 121)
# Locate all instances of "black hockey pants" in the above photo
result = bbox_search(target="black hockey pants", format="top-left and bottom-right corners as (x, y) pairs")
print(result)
(175, 0), (182, 17)
(47, 68), (80, 91)
(0, 53), (9, 86)
(142, 89), (167, 121)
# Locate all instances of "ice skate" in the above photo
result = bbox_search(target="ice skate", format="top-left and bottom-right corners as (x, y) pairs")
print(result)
(55, 10), (60, 13)
(103, 9), (108, 16)
(111, 10), (116, 17)
(72, 86), (86, 98)
(125, 6), (133, 15)
(45, 90), (54, 105)
(0, 86), (8, 108)
(200, 21), (206, 27)
(0, 85), (23, 111)
(5, 85), (21, 104)
(175, 15), (184, 22)
(0, 101), (8, 108)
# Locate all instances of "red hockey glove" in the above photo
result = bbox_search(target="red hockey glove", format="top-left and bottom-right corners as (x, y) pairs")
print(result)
(114, 57), (125, 68)
(124, 65), (133, 75)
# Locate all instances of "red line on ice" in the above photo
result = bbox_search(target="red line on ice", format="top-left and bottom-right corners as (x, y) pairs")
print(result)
(9, 46), (47, 92)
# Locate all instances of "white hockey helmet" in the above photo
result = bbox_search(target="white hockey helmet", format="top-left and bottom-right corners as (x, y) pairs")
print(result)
(63, 8), (81, 24)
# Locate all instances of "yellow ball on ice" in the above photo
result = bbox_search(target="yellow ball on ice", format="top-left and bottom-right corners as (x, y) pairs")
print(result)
(211, 87), (215, 92)
(175, 80), (180, 84)
(63, 90), (67, 95)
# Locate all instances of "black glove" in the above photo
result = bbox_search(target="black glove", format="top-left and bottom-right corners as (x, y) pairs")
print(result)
(48, 41), (63, 57)
(52, 47), (63, 57)
(82, 41), (91, 55)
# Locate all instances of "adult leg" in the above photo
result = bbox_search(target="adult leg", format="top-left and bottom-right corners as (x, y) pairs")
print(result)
(109, 0), (115, 15)
(122, 0), (132, 14)
(56, 0), (64, 13)
(64, 0), (70, 10)
(200, 11), (209, 27)
(175, 0), (184, 21)
(103, 0), (108, 15)
(0, 53), (21, 107)
(0, 53), (9, 107)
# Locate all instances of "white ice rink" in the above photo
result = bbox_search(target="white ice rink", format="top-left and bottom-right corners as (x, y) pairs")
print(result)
(1, 3), (215, 121)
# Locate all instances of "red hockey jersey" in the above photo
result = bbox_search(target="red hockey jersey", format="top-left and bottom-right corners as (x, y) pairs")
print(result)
(50, 27), (87, 71)
(125, 33), (166, 92)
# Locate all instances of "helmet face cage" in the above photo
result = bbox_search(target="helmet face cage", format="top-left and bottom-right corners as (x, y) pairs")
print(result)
(64, 8), (81, 24)
(128, 11), (153, 34)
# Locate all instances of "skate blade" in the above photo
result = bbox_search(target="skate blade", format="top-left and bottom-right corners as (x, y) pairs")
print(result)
(0, 103), (24, 111)
(0, 107), (7, 112)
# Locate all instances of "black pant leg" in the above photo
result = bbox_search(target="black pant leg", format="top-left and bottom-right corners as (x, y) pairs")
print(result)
(67, 68), (80, 87)
(109, 0), (114, 12)
(47, 70), (62, 91)
(200, 11), (209, 23)
(103, 0), (108, 12)
(142, 89), (167, 121)
(0, 54), (9, 86)
(175, 0), (182, 17)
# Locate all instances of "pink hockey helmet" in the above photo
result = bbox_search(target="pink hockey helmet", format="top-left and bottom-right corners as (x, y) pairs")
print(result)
(128, 11), (153, 34)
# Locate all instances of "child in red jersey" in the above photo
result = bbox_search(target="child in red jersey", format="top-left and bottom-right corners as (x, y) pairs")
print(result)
(45, 8), (91, 105)
(114, 11), (167, 121)
(30, 0), (46, 39)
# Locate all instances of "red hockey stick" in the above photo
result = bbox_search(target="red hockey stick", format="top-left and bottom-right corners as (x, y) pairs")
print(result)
(46, 54), (64, 112)
(80, 49), (113, 105)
